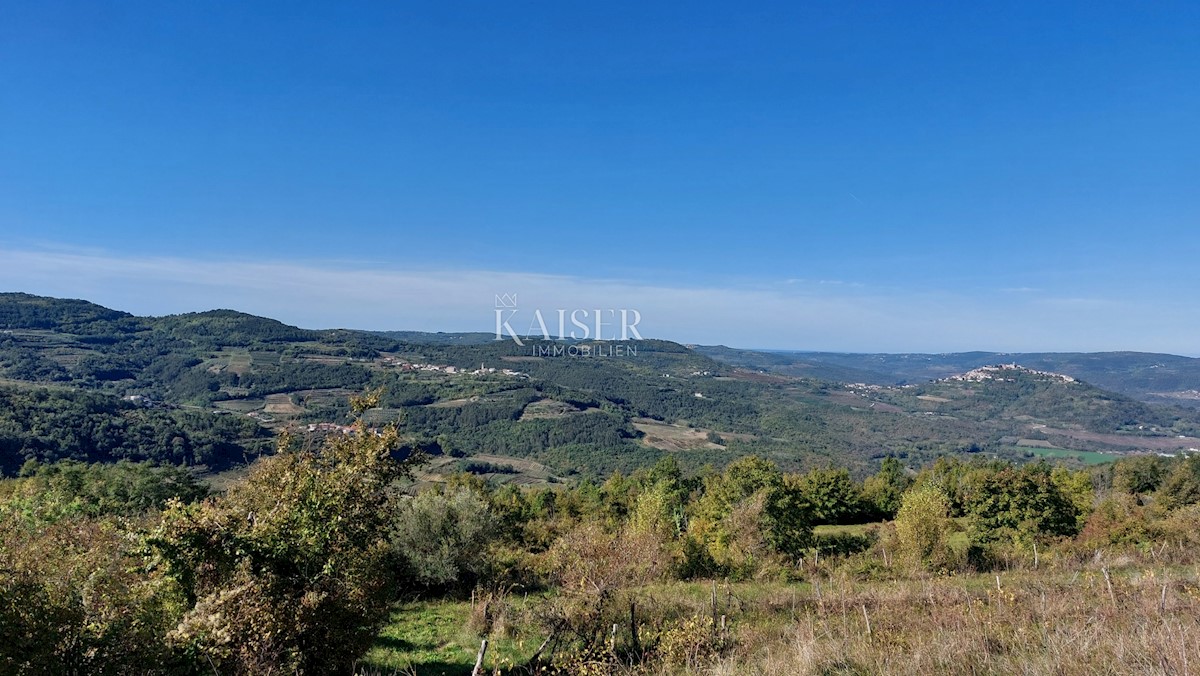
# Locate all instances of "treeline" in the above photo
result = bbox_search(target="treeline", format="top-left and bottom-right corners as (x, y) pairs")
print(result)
(12, 293), (1200, 479)
(0, 459), (209, 520)
(380, 339), (763, 432)
(0, 387), (272, 474)
(0, 293), (144, 334)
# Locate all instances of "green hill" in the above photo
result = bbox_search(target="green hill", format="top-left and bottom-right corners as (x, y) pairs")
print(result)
(697, 346), (1200, 407)
(3, 292), (1200, 479)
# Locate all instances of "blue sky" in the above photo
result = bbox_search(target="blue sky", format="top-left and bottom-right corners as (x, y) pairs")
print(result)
(1, 2), (1198, 352)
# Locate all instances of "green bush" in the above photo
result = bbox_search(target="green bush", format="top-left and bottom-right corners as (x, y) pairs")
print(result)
(391, 486), (496, 588)
(151, 410), (421, 674)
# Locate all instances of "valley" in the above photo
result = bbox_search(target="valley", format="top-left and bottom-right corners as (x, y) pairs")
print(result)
(3, 293), (1200, 484)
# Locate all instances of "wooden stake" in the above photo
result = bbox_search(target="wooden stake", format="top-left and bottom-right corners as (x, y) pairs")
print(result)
(527, 631), (555, 665)
(471, 639), (488, 676)
(711, 580), (719, 633)
(1103, 567), (1116, 605)
(862, 604), (872, 637)
(630, 601), (641, 656)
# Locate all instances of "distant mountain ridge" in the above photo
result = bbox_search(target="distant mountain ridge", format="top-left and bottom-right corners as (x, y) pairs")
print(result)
(694, 346), (1200, 408)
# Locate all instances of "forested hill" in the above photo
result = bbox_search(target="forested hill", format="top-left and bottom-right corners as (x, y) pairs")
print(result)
(3, 292), (1200, 479)
(697, 346), (1200, 408)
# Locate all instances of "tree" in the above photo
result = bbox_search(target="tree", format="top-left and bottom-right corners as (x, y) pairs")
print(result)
(798, 466), (864, 525)
(963, 463), (1078, 549)
(1050, 465), (1094, 528)
(1158, 455), (1200, 510)
(392, 486), (495, 588)
(862, 456), (913, 519)
(893, 483), (951, 567)
(0, 515), (180, 673)
(150, 395), (423, 674)
(0, 459), (208, 524)
(1112, 456), (1168, 495)
(688, 457), (813, 576)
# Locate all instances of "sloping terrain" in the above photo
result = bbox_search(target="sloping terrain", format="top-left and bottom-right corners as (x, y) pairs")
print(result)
(3, 293), (1200, 480)
(697, 346), (1200, 407)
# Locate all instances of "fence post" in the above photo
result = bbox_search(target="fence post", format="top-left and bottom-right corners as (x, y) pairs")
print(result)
(630, 601), (640, 656)
(471, 639), (488, 676)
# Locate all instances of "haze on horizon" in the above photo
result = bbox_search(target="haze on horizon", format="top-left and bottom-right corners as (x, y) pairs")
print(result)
(1, 3), (1197, 354)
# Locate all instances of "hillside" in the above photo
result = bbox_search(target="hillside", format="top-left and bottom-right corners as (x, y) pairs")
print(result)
(697, 346), (1200, 407)
(3, 293), (1200, 480)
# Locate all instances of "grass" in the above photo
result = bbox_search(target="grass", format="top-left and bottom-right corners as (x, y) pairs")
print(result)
(1014, 445), (1115, 466)
(704, 564), (1200, 675)
(814, 520), (971, 549)
(416, 454), (560, 487)
(813, 522), (878, 537)
(361, 601), (477, 675)
(632, 418), (725, 452)
(214, 398), (265, 413)
(360, 599), (544, 675)
(367, 559), (1200, 675)
(198, 464), (253, 493)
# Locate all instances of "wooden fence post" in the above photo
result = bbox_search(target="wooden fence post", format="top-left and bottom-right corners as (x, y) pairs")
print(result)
(471, 639), (488, 676)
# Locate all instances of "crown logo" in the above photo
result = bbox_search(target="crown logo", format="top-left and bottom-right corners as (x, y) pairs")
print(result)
(494, 293), (518, 308)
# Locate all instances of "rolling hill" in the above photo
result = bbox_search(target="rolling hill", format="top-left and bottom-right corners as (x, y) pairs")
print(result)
(696, 346), (1200, 407)
(3, 292), (1200, 481)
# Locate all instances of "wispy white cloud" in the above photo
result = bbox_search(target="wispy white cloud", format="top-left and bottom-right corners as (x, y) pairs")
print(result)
(0, 246), (1194, 354)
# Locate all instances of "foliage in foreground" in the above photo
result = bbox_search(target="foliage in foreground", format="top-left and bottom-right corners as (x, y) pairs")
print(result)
(0, 395), (419, 674)
(5, 438), (1200, 674)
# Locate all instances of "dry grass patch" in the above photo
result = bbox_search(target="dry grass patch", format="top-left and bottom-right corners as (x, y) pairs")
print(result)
(263, 393), (304, 415)
(699, 569), (1200, 675)
(634, 419), (725, 452)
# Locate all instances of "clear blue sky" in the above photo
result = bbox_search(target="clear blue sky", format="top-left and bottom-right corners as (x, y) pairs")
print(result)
(2, 2), (1198, 352)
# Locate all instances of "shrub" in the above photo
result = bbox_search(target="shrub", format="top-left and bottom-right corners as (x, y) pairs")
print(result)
(538, 522), (670, 656)
(392, 486), (496, 588)
(1159, 455), (1200, 510)
(894, 483), (952, 568)
(688, 457), (814, 578)
(150, 411), (420, 674)
(655, 615), (733, 671)
(0, 516), (181, 673)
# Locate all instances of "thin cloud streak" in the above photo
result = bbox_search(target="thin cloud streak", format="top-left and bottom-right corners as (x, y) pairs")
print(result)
(0, 247), (1194, 355)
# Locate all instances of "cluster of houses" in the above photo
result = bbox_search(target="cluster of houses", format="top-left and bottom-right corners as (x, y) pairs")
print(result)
(304, 422), (356, 435)
(467, 365), (528, 378)
(377, 356), (527, 378)
(844, 382), (888, 393)
(122, 394), (169, 409)
(943, 364), (1076, 384)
